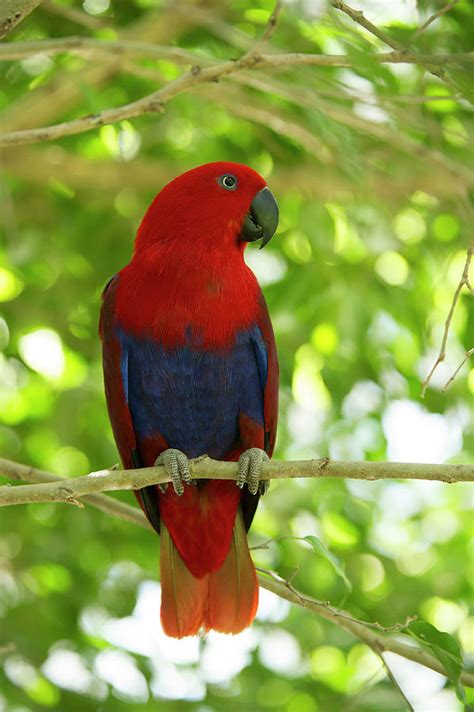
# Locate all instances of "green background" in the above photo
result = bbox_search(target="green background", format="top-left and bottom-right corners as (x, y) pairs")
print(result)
(0, 0), (473, 710)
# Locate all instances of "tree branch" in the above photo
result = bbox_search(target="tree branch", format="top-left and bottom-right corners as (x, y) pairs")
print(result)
(442, 348), (474, 392)
(372, 648), (415, 711)
(1, 456), (473, 507)
(257, 572), (474, 688)
(331, 0), (461, 96)
(1, 36), (473, 65)
(421, 241), (474, 396)
(0, 457), (150, 528)
(0, 37), (204, 63)
(0, 44), (472, 147)
(2, 455), (473, 687)
(41, 0), (104, 30)
(412, 0), (459, 42)
(0, 0), (44, 39)
(331, 0), (405, 51)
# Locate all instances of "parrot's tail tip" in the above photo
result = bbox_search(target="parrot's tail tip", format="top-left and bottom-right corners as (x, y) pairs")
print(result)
(160, 514), (258, 639)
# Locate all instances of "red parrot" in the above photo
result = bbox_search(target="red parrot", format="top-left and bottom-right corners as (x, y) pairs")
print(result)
(100, 162), (279, 637)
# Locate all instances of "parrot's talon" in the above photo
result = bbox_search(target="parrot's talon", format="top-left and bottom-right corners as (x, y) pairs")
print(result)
(259, 480), (270, 496)
(155, 448), (191, 496)
(237, 448), (269, 496)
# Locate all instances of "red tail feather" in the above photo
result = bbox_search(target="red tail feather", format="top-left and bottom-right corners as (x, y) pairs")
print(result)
(160, 509), (258, 638)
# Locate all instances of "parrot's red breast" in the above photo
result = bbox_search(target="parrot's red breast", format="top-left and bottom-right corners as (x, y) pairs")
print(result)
(100, 161), (279, 637)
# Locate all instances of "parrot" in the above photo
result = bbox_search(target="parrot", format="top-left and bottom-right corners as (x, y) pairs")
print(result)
(99, 161), (279, 638)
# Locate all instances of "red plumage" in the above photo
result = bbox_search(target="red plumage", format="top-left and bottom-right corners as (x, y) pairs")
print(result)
(100, 162), (279, 637)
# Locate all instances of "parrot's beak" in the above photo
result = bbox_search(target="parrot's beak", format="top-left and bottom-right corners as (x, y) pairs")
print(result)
(240, 187), (279, 249)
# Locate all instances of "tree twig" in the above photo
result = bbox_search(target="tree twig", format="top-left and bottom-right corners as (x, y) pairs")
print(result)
(442, 348), (474, 392)
(421, 241), (474, 397)
(0, 44), (473, 147)
(331, 0), (461, 96)
(1, 456), (473, 507)
(412, 0), (459, 42)
(0, 37), (204, 63)
(257, 571), (474, 688)
(331, 0), (404, 51)
(41, 0), (104, 30)
(260, 0), (283, 43)
(1, 37), (473, 65)
(372, 646), (415, 711)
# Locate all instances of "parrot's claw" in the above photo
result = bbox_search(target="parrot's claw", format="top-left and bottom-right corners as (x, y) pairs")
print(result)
(259, 480), (270, 496)
(155, 448), (191, 496)
(237, 448), (269, 496)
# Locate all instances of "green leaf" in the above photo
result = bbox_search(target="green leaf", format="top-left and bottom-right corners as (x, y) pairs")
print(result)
(406, 621), (467, 705)
(302, 535), (352, 597)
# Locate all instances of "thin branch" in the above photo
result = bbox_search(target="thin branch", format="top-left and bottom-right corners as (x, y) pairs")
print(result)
(0, 0), (44, 39)
(1, 456), (473, 508)
(0, 457), (151, 528)
(0, 37), (204, 64)
(1, 37), (473, 65)
(0, 44), (473, 147)
(412, 0), (459, 42)
(442, 348), (474, 392)
(331, 0), (461, 96)
(260, 0), (283, 43)
(331, 0), (404, 51)
(257, 563), (416, 634)
(421, 241), (474, 396)
(41, 0), (105, 30)
(257, 572), (474, 688)
(373, 648), (415, 711)
(229, 71), (474, 186)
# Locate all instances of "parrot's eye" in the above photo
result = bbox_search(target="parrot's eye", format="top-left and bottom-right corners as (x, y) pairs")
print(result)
(218, 174), (238, 191)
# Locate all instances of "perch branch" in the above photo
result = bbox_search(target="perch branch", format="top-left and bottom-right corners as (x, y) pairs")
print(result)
(0, 457), (150, 528)
(421, 241), (474, 396)
(1, 457), (473, 507)
(0, 0), (44, 39)
(2, 456), (473, 687)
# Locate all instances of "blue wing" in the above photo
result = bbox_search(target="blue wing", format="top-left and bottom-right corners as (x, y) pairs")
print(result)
(117, 325), (267, 462)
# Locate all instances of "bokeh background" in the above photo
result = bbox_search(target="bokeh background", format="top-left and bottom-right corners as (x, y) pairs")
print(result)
(1, 0), (473, 710)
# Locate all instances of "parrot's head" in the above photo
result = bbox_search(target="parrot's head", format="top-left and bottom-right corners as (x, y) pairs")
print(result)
(134, 162), (279, 261)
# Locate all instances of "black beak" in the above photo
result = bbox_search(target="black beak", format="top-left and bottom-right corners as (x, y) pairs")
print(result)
(240, 187), (279, 249)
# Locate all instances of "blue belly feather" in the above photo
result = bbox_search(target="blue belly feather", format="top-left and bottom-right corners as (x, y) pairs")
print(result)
(117, 326), (267, 459)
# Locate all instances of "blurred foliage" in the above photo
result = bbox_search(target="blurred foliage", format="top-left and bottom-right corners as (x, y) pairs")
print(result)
(0, 0), (473, 710)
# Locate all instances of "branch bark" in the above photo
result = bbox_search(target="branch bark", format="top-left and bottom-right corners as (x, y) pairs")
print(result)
(0, 457), (150, 528)
(1, 456), (473, 507)
(0, 0), (44, 39)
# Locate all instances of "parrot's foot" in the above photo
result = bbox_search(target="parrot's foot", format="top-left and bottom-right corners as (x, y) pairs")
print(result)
(237, 448), (269, 496)
(155, 448), (191, 496)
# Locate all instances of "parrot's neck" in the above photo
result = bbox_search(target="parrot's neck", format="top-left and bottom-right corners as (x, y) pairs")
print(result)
(115, 244), (261, 350)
